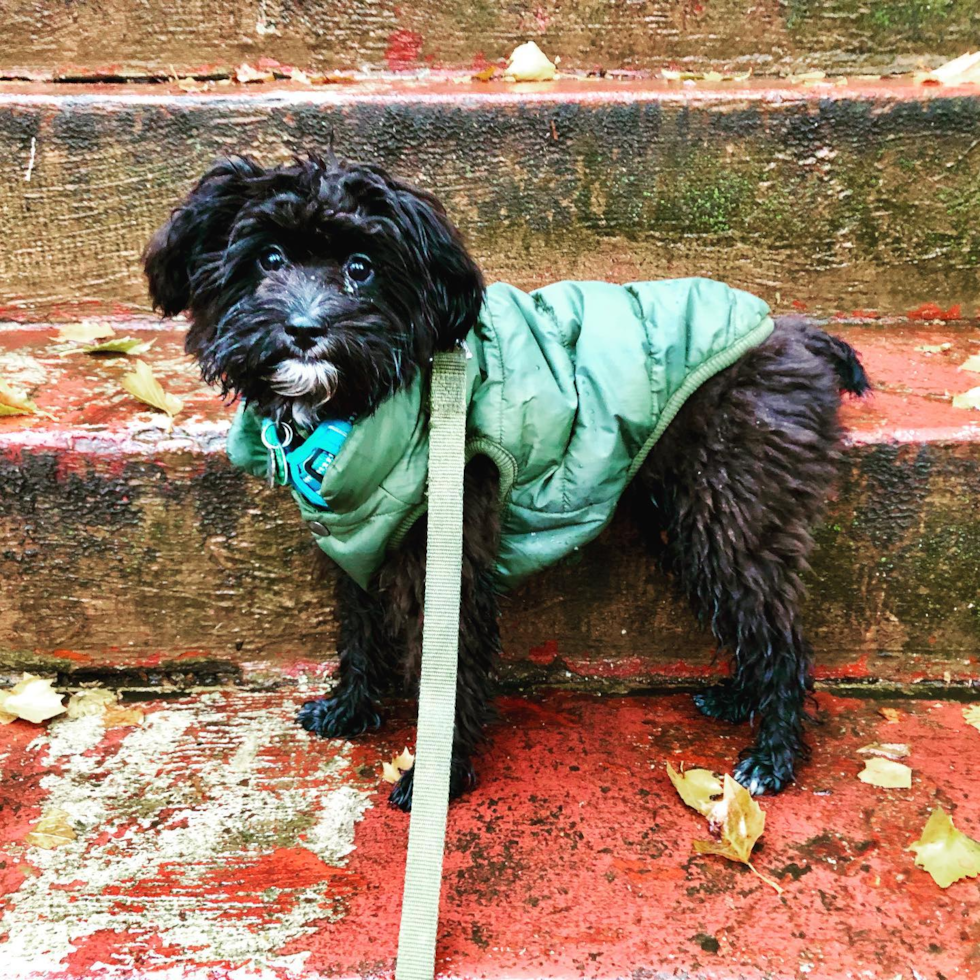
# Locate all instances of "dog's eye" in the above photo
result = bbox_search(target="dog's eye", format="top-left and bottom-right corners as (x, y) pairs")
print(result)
(258, 247), (286, 273)
(345, 254), (374, 285)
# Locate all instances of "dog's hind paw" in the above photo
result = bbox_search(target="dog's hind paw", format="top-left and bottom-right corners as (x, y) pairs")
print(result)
(297, 696), (381, 739)
(734, 750), (795, 796)
(387, 758), (477, 812)
(692, 683), (752, 724)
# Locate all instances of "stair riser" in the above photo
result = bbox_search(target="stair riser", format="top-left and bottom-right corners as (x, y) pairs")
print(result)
(3, 86), (980, 320)
(3, 440), (978, 687)
(4, 0), (979, 78)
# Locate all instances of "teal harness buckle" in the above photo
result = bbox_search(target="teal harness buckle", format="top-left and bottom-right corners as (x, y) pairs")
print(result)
(260, 417), (353, 510)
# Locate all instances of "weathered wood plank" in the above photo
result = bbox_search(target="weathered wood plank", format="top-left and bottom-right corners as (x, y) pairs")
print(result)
(3, 0), (979, 78)
(2, 80), (980, 321)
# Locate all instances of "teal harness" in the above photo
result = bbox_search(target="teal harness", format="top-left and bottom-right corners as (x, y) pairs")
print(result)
(260, 417), (352, 509)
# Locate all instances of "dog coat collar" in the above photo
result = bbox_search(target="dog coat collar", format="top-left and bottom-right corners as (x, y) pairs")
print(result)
(260, 416), (353, 509)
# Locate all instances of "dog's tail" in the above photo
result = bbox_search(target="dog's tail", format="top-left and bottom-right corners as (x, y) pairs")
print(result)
(810, 330), (871, 397)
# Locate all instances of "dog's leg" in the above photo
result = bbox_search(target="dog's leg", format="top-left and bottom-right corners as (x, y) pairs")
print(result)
(638, 323), (852, 793)
(388, 456), (501, 811)
(297, 572), (391, 738)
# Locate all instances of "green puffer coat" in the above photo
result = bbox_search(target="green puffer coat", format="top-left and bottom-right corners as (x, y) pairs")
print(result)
(227, 277), (774, 591)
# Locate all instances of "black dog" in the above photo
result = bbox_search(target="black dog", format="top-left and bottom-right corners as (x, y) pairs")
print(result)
(145, 153), (869, 810)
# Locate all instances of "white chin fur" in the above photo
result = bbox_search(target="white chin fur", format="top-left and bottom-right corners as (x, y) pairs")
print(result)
(268, 358), (339, 401)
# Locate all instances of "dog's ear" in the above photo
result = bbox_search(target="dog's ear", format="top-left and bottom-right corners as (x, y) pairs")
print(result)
(144, 156), (266, 316)
(392, 183), (485, 349)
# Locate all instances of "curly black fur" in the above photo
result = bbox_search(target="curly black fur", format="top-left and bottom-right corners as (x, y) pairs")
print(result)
(145, 153), (869, 809)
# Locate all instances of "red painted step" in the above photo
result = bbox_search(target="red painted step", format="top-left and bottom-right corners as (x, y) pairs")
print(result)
(1, 689), (978, 978)
(1, 317), (979, 687)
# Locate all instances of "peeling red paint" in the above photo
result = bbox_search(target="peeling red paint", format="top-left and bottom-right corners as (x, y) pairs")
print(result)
(528, 638), (560, 665)
(385, 30), (425, 70)
(906, 302), (963, 321)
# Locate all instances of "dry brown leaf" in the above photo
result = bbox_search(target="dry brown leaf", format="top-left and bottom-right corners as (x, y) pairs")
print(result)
(857, 742), (910, 760)
(25, 807), (77, 850)
(908, 808), (980, 887)
(952, 385), (980, 410)
(666, 763), (722, 816)
(504, 41), (557, 82)
(56, 322), (116, 343)
(59, 336), (155, 357)
(0, 675), (66, 725)
(0, 378), (53, 419)
(927, 51), (980, 85)
(878, 707), (901, 723)
(857, 757), (912, 788)
(382, 747), (415, 783)
(962, 705), (980, 732)
(915, 342), (952, 354)
(236, 62), (275, 84)
(121, 360), (184, 420)
(66, 689), (118, 719)
(958, 354), (980, 374)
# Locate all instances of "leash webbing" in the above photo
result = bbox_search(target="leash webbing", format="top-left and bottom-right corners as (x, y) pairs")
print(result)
(395, 349), (468, 980)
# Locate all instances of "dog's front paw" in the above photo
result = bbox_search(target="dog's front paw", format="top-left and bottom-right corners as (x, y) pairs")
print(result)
(734, 749), (796, 796)
(387, 758), (477, 812)
(297, 696), (381, 739)
(692, 683), (752, 724)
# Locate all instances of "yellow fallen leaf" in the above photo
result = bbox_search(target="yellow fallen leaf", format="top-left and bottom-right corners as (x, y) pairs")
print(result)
(666, 763), (722, 816)
(25, 807), (77, 849)
(962, 705), (980, 732)
(959, 354), (980, 374)
(381, 747), (415, 783)
(857, 757), (912, 788)
(915, 342), (952, 354)
(691, 774), (783, 893)
(66, 689), (118, 719)
(66, 688), (144, 727)
(909, 808), (980, 887)
(177, 76), (208, 93)
(472, 65), (497, 82)
(0, 674), (65, 724)
(102, 704), (145, 727)
(788, 69), (827, 83)
(59, 336), (155, 357)
(236, 62), (275, 84)
(857, 742), (909, 760)
(952, 385), (980, 410)
(504, 41), (557, 82)
(0, 378), (54, 419)
(927, 51), (980, 85)
(121, 360), (184, 420)
(56, 322), (116, 343)
(878, 707), (901, 723)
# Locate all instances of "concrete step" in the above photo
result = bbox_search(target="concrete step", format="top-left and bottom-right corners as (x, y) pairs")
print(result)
(3, 78), (980, 321)
(2, 318), (979, 690)
(4, 0), (979, 79)
(1, 688), (978, 978)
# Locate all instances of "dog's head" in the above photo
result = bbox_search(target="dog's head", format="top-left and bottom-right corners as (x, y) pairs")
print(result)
(144, 154), (484, 425)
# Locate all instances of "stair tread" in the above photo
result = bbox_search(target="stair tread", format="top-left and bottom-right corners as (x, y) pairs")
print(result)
(3, 319), (979, 452)
(0, 689), (974, 978)
(4, 74), (980, 104)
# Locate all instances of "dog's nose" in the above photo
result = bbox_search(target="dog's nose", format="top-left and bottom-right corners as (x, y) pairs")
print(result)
(284, 314), (320, 350)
